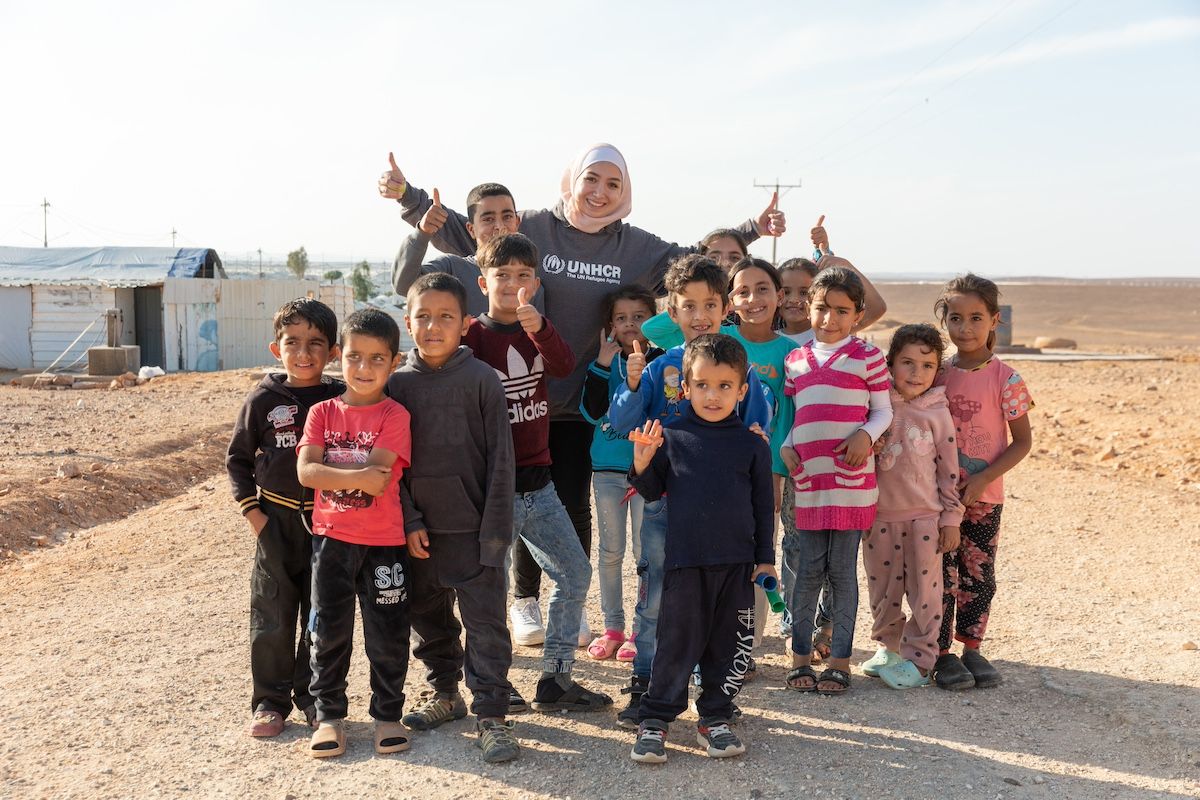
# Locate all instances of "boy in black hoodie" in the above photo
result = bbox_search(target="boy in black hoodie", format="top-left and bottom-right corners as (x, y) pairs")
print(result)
(226, 298), (344, 738)
(385, 273), (521, 764)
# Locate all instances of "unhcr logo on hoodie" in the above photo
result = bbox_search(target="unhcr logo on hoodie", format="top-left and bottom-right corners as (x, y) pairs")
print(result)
(542, 253), (622, 285)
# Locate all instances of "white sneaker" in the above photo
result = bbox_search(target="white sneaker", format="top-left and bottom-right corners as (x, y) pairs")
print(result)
(577, 609), (591, 648)
(510, 597), (545, 646)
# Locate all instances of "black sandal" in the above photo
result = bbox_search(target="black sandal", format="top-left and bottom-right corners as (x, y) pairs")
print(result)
(785, 665), (818, 692)
(816, 667), (851, 695)
(530, 679), (613, 712)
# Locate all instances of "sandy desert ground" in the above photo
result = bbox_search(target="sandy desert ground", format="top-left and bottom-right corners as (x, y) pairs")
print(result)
(1, 282), (1198, 800)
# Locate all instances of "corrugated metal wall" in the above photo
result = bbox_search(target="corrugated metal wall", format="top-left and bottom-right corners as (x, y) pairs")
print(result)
(30, 284), (114, 369)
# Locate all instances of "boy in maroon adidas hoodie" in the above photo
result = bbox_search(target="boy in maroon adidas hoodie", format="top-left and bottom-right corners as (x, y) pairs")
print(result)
(463, 233), (611, 712)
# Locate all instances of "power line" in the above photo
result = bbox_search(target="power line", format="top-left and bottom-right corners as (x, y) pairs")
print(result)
(753, 178), (801, 264)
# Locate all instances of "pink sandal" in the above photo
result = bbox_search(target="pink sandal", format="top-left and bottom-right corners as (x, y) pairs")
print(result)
(616, 635), (637, 662)
(587, 630), (625, 660)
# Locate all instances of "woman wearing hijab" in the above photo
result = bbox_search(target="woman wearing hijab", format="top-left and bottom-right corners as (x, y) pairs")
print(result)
(381, 143), (786, 657)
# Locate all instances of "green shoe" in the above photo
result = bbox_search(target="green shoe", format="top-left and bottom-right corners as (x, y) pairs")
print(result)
(476, 719), (520, 763)
(861, 647), (903, 677)
(401, 690), (467, 731)
(878, 659), (931, 690)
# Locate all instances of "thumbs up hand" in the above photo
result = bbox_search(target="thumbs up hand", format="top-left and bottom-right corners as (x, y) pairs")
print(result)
(810, 214), (830, 255)
(515, 286), (543, 334)
(626, 338), (646, 391)
(756, 190), (787, 237)
(378, 152), (407, 200)
(419, 187), (448, 236)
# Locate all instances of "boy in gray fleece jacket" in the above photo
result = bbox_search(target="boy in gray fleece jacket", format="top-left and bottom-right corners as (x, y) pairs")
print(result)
(385, 272), (520, 764)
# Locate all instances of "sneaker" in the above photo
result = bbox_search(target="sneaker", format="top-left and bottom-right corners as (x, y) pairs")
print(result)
(401, 690), (467, 731)
(508, 688), (530, 715)
(696, 721), (745, 758)
(509, 597), (545, 647)
(631, 722), (667, 764)
(247, 708), (285, 737)
(476, 719), (520, 763)
(616, 675), (651, 730)
(531, 676), (612, 712)
(577, 610), (593, 648)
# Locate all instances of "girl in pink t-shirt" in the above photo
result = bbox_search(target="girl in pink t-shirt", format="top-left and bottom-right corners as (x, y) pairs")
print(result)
(931, 274), (1034, 692)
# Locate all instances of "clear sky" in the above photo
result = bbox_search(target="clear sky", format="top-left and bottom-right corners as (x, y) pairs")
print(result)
(2, 0), (1197, 277)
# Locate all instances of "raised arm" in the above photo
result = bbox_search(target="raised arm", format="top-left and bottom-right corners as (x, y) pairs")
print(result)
(377, 152), (475, 256)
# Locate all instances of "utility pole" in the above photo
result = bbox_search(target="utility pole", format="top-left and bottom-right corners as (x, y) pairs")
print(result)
(42, 197), (50, 247)
(257, 248), (263, 278)
(752, 178), (801, 264)
(171, 228), (178, 248)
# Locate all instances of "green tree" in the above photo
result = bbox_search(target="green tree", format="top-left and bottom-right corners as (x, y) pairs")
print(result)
(323, 269), (343, 281)
(350, 260), (373, 302)
(286, 246), (309, 279)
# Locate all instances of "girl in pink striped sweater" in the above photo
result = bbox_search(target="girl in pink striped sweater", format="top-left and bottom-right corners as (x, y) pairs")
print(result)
(780, 267), (892, 694)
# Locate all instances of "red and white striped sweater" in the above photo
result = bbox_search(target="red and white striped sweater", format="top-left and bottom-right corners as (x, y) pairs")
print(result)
(783, 337), (892, 531)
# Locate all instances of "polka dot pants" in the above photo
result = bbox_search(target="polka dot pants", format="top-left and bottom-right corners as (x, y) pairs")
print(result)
(938, 504), (1003, 651)
(863, 517), (942, 670)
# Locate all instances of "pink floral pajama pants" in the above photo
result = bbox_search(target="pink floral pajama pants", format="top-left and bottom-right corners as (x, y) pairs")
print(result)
(938, 504), (1003, 651)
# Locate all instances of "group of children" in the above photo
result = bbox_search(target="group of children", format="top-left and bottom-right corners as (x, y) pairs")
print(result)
(225, 143), (1033, 765)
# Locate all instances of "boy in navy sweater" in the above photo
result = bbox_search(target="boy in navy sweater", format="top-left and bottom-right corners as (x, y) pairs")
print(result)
(627, 333), (776, 764)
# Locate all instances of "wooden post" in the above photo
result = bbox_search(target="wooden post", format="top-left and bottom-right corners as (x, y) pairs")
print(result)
(105, 308), (121, 347)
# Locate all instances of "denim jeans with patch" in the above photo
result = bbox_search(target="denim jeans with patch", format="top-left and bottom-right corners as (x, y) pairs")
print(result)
(512, 481), (591, 673)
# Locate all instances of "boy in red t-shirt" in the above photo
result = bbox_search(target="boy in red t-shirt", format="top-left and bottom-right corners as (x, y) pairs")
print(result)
(297, 309), (412, 759)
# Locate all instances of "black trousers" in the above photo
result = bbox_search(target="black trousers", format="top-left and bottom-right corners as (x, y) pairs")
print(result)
(249, 498), (314, 716)
(639, 563), (754, 725)
(512, 419), (594, 599)
(308, 536), (410, 722)
(409, 533), (514, 719)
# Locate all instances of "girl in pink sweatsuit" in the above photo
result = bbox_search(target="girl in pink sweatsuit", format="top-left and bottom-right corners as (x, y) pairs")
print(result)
(861, 324), (964, 689)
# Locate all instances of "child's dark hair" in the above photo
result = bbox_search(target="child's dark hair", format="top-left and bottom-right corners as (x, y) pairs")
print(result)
(934, 273), (1002, 351)
(273, 298), (337, 346)
(886, 323), (946, 367)
(340, 308), (400, 357)
(466, 182), (514, 223)
(602, 285), (657, 326)
(810, 266), (865, 311)
(664, 254), (727, 304)
(407, 272), (467, 317)
(701, 228), (749, 256)
(682, 333), (748, 386)
(477, 232), (539, 272)
(778, 257), (820, 279)
(727, 257), (781, 294)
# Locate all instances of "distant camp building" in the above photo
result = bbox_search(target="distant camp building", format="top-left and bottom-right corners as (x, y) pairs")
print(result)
(0, 246), (352, 372)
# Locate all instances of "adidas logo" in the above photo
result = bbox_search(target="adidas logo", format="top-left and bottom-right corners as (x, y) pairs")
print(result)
(494, 346), (544, 400)
(494, 346), (549, 424)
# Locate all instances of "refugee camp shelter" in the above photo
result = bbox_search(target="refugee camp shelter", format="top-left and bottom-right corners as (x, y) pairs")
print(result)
(0, 246), (353, 372)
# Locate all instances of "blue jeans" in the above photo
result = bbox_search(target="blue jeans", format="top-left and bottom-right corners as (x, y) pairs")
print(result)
(779, 482), (833, 631)
(592, 471), (644, 633)
(512, 482), (592, 674)
(783, 529), (863, 661)
(631, 496), (668, 677)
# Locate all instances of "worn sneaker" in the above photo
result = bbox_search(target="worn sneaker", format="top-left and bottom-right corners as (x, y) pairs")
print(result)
(508, 688), (530, 715)
(616, 674), (650, 730)
(696, 721), (745, 758)
(509, 596), (545, 647)
(577, 610), (592, 648)
(631, 722), (667, 764)
(476, 719), (520, 763)
(247, 708), (285, 737)
(401, 690), (467, 731)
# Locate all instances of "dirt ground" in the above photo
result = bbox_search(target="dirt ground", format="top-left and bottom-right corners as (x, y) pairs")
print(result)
(1, 283), (1198, 799)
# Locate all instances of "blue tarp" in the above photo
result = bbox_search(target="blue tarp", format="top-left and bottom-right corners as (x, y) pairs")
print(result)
(0, 246), (225, 287)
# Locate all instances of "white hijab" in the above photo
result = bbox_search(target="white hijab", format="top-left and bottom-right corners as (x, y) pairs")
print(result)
(559, 143), (632, 234)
